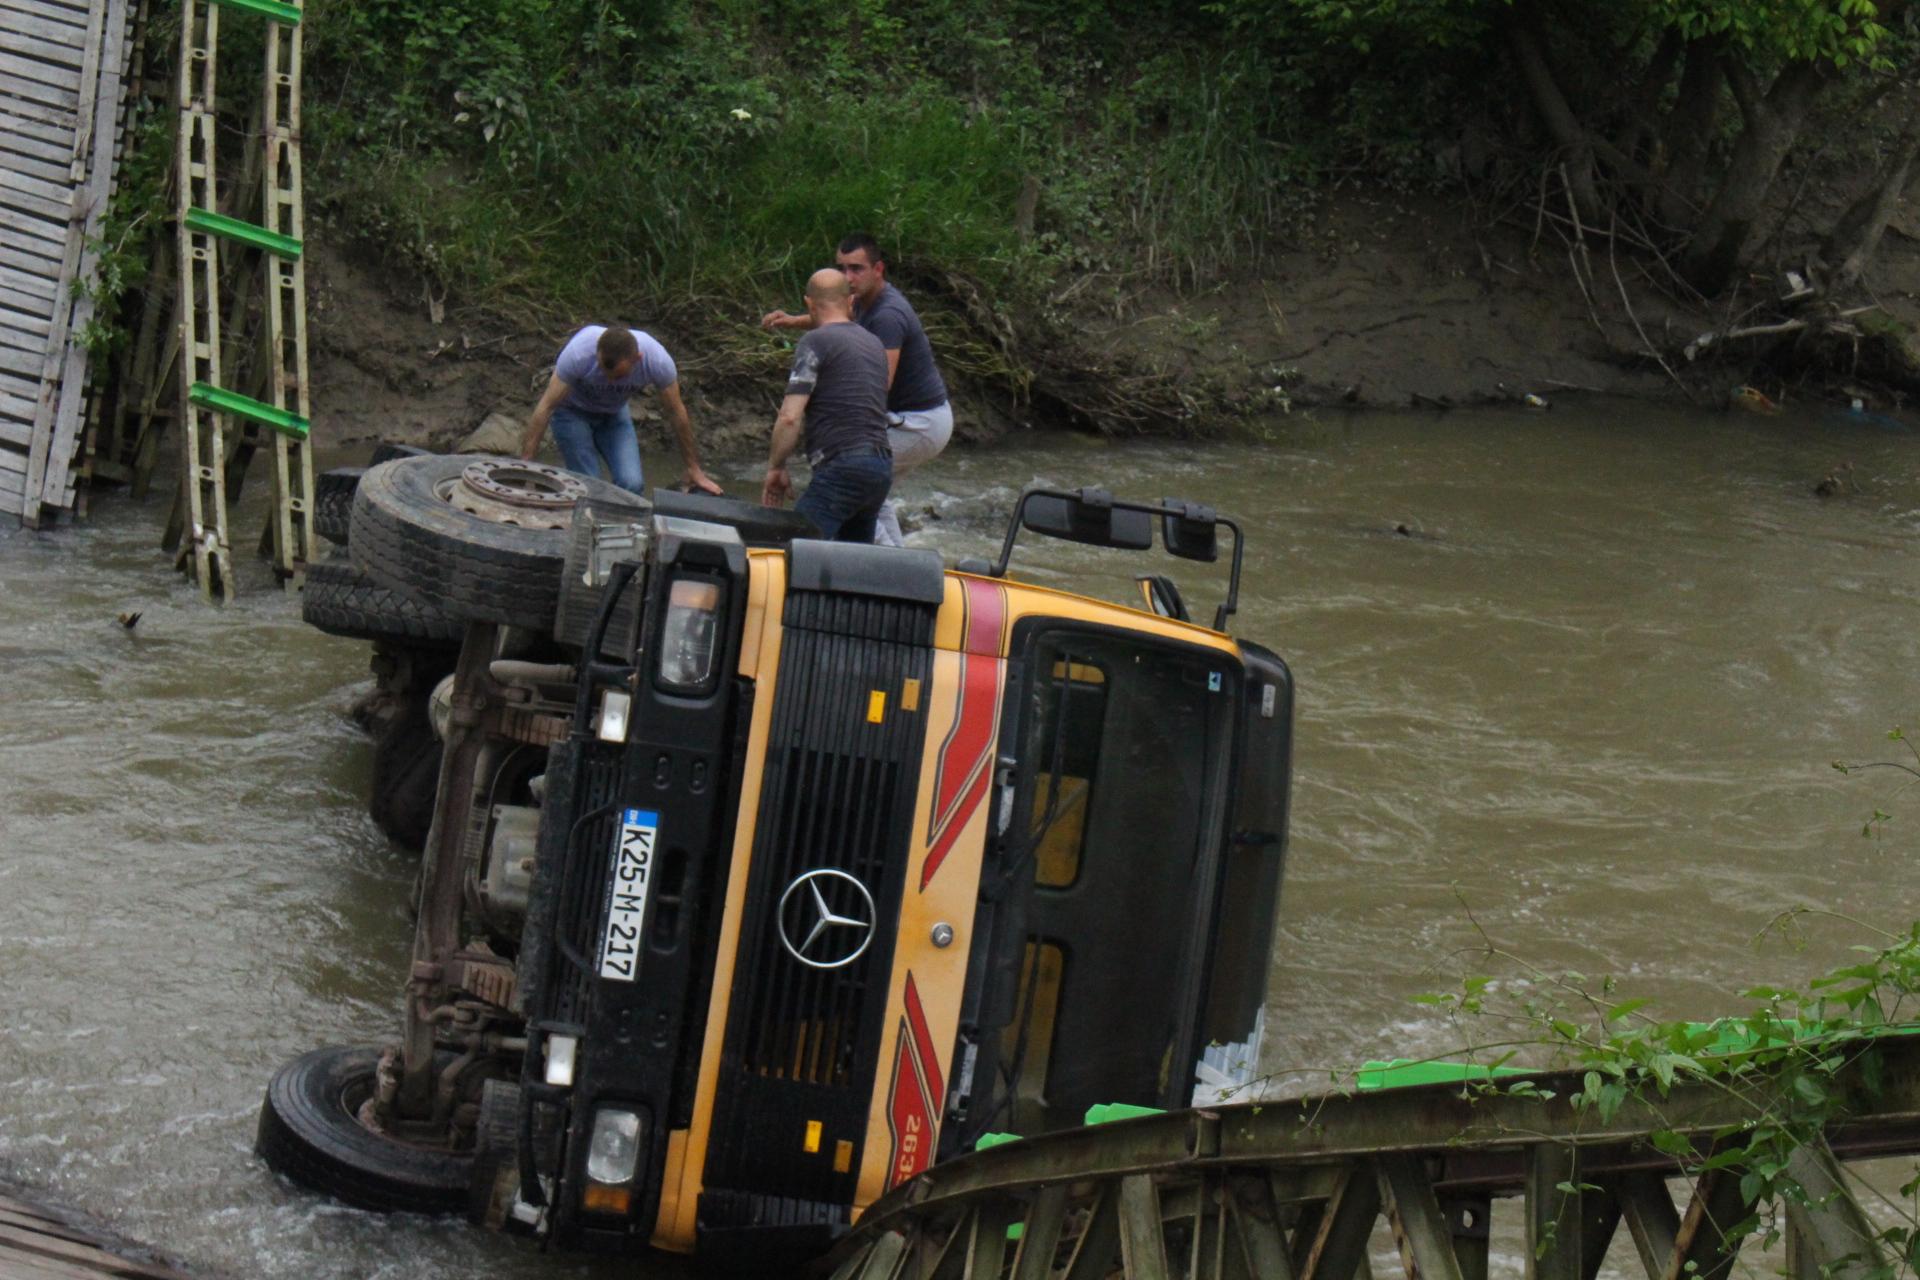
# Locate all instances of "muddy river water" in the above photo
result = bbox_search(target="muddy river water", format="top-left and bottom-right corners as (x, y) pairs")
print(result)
(1, 400), (1917, 1277)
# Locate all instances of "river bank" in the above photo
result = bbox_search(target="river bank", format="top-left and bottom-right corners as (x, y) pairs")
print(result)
(305, 185), (1920, 459)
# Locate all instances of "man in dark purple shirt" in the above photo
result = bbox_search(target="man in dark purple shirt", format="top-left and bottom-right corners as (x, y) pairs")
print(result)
(761, 234), (951, 545)
(761, 270), (893, 542)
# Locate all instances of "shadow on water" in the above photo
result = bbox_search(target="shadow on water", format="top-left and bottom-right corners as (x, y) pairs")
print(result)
(0, 399), (1916, 1276)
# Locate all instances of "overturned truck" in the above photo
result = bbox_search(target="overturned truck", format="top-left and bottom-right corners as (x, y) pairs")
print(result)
(259, 453), (1294, 1268)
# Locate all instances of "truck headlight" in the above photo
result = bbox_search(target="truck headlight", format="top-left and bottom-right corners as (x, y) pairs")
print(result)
(585, 1106), (645, 1186)
(656, 577), (722, 692)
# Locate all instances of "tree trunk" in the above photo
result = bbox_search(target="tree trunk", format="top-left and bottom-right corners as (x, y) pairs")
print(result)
(1506, 7), (1601, 221)
(1654, 38), (1720, 231)
(1821, 107), (1920, 292)
(1680, 58), (1827, 295)
(1617, 28), (1682, 171)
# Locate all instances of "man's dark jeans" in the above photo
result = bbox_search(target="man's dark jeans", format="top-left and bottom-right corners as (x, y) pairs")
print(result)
(797, 453), (893, 542)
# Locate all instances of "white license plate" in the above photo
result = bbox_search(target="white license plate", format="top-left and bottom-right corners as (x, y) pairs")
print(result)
(598, 809), (658, 982)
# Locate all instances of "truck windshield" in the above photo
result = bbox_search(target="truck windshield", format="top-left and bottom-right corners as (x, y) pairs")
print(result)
(991, 628), (1236, 1134)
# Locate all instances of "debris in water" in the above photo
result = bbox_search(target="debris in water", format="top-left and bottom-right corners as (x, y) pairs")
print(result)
(116, 611), (142, 630)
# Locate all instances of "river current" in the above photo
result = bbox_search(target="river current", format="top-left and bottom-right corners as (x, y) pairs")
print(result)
(0, 400), (1916, 1277)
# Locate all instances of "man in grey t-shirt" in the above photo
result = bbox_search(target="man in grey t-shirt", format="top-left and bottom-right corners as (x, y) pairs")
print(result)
(761, 233), (950, 545)
(762, 270), (893, 542)
(521, 324), (721, 496)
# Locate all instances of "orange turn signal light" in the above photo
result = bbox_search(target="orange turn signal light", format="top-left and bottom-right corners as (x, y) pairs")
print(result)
(582, 1184), (632, 1215)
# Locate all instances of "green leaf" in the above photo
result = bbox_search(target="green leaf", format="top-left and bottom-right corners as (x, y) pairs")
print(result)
(1607, 998), (1651, 1023)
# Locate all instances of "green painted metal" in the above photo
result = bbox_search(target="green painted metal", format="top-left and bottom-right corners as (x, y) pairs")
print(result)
(188, 383), (310, 439)
(182, 207), (302, 259)
(1356, 1059), (1530, 1091)
(208, 0), (302, 23)
(1086, 1102), (1165, 1126)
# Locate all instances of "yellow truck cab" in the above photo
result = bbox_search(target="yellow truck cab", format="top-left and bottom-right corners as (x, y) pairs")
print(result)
(258, 463), (1292, 1272)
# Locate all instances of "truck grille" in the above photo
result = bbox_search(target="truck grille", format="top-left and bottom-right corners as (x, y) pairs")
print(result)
(549, 746), (623, 1026)
(703, 590), (935, 1201)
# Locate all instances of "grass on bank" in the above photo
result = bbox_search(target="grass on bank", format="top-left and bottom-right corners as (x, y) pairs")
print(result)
(293, 0), (1363, 430)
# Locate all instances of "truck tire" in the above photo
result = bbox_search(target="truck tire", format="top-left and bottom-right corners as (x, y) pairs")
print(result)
(314, 468), (365, 546)
(256, 1046), (473, 1216)
(368, 695), (441, 851)
(349, 455), (626, 631)
(302, 556), (461, 648)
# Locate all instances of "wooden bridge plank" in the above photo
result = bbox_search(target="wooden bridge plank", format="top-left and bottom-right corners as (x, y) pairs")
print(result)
(0, 12), (88, 55)
(0, 49), (84, 95)
(0, 18), (87, 56)
(0, 341), (47, 378)
(0, 365), (43, 398)
(0, 161), (77, 209)
(0, 196), (66, 238)
(0, 322), (53, 358)
(0, 287), (55, 326)
(34, 0), (122, 517)
(0, 1194), (192, 1278)
(0, 267), (58, 306)
(0, 73), (80, 117)
(0, 466), (34, 508)
(0, 225), (66, 268)
(0, 0), (91, 26)
(0, 177), (74, 224)
(0, 142), (77, 186)
(1379, 1157), (1466, 1280)
(0, 417), (35, 449)
(0, 110), (74, 159)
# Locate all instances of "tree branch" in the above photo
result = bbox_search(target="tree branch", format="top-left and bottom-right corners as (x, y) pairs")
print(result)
(1722, 54), (1762, 126)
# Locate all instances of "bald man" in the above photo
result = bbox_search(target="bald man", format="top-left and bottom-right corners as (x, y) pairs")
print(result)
(762, 270), (893, 542)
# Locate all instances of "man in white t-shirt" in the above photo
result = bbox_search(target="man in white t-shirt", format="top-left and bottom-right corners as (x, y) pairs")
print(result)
(521, 324), (721, 495)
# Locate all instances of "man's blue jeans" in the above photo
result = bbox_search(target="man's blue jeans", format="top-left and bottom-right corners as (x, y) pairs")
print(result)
(549, 405), (643, 493)
(797, 453), (892, 543)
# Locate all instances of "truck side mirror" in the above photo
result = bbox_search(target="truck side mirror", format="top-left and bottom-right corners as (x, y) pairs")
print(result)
(1160, 499), (1219, 563)
(1021, 488), (1153, 551)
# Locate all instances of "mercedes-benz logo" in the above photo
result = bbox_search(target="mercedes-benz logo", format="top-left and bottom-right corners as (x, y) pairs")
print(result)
(777, 868), (876, 970)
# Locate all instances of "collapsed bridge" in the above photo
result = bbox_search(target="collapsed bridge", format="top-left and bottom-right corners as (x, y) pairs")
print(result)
(823, 1035), (1920, 1280)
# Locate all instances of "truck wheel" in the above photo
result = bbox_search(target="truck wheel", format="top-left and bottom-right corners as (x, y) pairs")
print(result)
(368, 695), (441, 851)
(302, 556), (462, 648)
(256, 1046), (473, 1216)
(350, 454), (627, 631)
(314, 467), (365, 546)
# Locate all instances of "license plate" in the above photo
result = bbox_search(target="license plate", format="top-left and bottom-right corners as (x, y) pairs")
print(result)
(598, 809), (658, 982)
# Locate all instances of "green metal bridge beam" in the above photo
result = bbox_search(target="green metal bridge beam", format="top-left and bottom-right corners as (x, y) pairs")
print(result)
(826, 1037), (1920, 1280)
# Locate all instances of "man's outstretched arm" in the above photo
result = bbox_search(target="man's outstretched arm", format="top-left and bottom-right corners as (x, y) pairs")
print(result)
(657, 381), (722, 494)
(762, 392), (809, 506)
(521, 373), (572, 459)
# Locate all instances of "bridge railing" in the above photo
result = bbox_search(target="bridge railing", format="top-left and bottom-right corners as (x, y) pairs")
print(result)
(823, 1035), (1920, 1280)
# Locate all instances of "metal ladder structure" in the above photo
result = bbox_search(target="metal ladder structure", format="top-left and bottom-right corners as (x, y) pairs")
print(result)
(823, 1038), (1920, 1280)
(165, 0), (313, 601)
